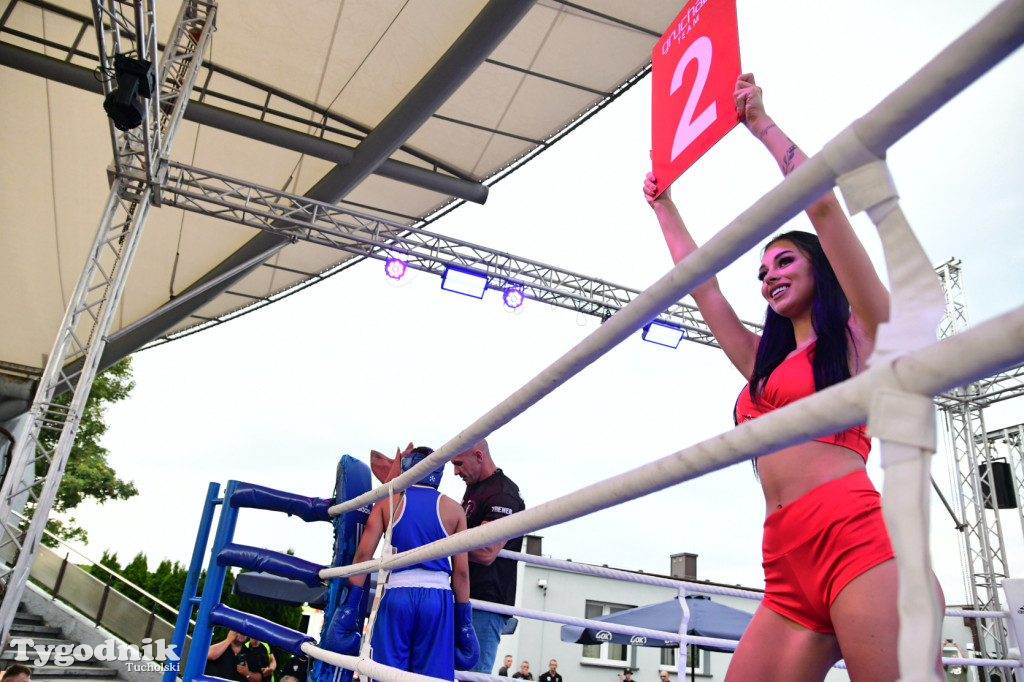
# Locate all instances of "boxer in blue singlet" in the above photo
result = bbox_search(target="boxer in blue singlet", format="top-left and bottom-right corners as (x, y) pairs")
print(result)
(321, 446), (478, 677)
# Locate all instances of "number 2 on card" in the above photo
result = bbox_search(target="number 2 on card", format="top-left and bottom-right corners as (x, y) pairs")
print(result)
(670, 36), (716, 161)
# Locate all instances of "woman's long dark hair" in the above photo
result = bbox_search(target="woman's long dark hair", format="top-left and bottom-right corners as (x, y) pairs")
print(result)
(749, 231), (854, 400)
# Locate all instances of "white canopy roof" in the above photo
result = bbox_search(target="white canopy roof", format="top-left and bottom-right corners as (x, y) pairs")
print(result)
(0, 0), (680, 378)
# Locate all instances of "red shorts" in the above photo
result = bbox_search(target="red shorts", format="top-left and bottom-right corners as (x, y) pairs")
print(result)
(761, 469), (894, 633)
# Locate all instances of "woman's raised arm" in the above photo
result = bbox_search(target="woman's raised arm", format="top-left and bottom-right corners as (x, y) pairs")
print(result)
(644, 176), (760, 378)
(734, 73), (890, 343)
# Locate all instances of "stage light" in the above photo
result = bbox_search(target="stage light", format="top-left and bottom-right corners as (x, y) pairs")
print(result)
(642, 320), (685, 349)
(103, 53), (156, 131)
(384, 256), (407, 280)
(503, 285), (524, 309)
(441, 267), (488, 299)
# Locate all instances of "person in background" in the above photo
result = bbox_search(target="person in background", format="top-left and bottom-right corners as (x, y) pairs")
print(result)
(538, 659), (562, 682)
(244, 637), (272, 682)
(451, 439), (526, 675)
(498, 654), (514, 676)
(512, 660), (533, 680)
(277, 651), (308, 682)
(206, 630), (255, 682)
(0, 665), (32, 682)
(659, 671), (671, 682)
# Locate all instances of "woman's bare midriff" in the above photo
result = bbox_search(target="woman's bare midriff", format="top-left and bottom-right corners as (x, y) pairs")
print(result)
(757, 440), (867, 516)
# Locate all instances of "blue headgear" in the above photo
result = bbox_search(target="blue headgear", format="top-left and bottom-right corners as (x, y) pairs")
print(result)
(400, 446), (443, 488)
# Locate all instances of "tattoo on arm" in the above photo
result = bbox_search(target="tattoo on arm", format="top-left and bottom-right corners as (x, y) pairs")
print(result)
(781, 144), (799, 176)
(757, 123), (777, 139)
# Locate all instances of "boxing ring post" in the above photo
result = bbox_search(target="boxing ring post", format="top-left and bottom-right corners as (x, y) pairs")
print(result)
(1001, 580), (1024, 678)
(822, 145), (947, 678)
(164, 481), (222, 682)
(181, 479), (241, 682)
(676, 585), (692, 678)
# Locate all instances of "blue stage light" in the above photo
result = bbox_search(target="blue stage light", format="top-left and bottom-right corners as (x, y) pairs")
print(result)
(642, 320), (685, 349)
(441, 267), (488, 299)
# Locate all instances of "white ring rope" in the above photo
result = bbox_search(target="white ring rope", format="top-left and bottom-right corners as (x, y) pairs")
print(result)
(299, 642), (447, 682)
(946, 608), (1008, 619)
(320, 305), (1024, 586)
(467, 598), (1020, 672)
(327, 0), (1024, 521)
(360, 482), (399, 658)
(501, 549), (1016, 622)
(293, 599), (1021, 682)
(469, 598), (736, 651)
(498, 549), (763, 600)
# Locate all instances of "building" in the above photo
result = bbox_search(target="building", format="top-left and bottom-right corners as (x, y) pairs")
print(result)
(490, 537), (978, 682)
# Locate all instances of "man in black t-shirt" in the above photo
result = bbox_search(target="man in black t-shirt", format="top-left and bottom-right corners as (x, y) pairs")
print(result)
(511, 661), (533, 680)
(451, 439), (525, 674)
(538, 659), (563, 682)
(206, 630), (258, 682)
(243, 638), (271, 682)
(277, 652), (308, 682)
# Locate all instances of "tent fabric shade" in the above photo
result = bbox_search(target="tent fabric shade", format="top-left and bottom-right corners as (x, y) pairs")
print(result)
(0, 0), (683, 374)
(560, 595), (753, 651)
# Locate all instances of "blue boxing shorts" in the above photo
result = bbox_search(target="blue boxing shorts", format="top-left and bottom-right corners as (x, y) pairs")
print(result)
(370, 585), (454, 678)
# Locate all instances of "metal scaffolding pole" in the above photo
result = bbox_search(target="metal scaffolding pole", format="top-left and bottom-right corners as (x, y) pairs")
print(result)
(142, 160), (759, 346)
(935, 259), (1024, 669)
(0, 0), (217, 646)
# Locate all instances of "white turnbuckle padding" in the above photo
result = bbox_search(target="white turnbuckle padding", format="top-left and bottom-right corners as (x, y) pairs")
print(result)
(870, 389), (942, 682)
(1000, 579), (1024, 675)
(826, 128), (946, 681)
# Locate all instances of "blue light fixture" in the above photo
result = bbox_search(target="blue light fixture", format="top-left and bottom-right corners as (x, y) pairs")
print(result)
(441, 266), (488, 299)
(642, 320), (685, 349)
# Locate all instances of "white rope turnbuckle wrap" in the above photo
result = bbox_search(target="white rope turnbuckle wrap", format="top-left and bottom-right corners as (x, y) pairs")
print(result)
(677, 584), (691, 660)
(361, 481), (400, 660)
(825, 129), (947, 682)
(1000, 579), (1024, 676)
(300, 642), (448, 682)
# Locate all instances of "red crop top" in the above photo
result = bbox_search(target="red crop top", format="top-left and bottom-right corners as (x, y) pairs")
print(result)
(734, 343), (870, 461)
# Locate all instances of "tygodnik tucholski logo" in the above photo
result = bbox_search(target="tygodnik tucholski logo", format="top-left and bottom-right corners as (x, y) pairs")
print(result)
(9, 637), (180, 672)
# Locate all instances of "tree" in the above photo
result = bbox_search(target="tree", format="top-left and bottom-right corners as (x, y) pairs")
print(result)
(30, 357), (139, 545)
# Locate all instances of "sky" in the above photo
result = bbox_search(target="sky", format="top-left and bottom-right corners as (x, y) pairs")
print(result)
(63, 0), (1024, 608)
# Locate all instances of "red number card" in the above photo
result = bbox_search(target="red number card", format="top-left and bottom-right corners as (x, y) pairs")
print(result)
(651, 0), (741, 196)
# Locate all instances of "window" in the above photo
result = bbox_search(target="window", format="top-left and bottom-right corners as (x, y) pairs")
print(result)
(581, 600), (635, 664)
(661, 646), (708, 676)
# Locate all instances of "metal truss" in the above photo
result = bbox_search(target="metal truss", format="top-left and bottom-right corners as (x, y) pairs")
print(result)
(937, 259), (971, 341)
(140, 160), (758, 347)
(935, 259), (1024, 666)
(0, 0), (217, 646)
